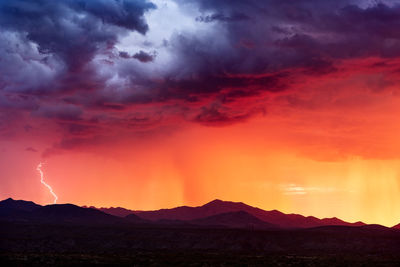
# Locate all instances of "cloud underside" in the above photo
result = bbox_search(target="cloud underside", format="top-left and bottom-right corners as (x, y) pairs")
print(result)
(2, 0), (400, 157)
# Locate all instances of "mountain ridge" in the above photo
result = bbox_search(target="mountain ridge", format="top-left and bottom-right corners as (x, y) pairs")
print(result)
(0, 198), (122, 224)
(0, 197), (379, 229)
(95, 199), (367, 228)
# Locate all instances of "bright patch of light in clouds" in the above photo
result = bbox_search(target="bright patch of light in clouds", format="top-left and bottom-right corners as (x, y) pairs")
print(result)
(281, 184), (337, 195)
(115, 0), (216, 67)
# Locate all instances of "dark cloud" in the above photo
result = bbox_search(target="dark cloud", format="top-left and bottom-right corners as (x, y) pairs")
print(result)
(161, 73), (288, 99)
(42, 135), (105, 158)
(0, 0), (155, 93)
(0, 92), (38, 110)
(3, 0), (400, 154)
(195, 12), (250, 23)
(33, 104), (83, 121)
(172, 0), (400, 78)
(119, 51), (131, 59)
(25, 147), (38, 152)
(62, 122), (100, 137)
(68, 0), (155, 34)
(132, 50), (155, 62)
(119, 50), (155, 62)
(193, 104), (265, 126)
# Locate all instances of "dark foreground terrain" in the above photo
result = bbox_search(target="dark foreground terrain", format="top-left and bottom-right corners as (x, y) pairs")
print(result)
(1, 221), (400, 266)
(1, 198), (400, 266)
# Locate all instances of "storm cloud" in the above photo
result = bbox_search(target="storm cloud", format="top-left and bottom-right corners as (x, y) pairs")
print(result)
(2, 0), (400, 155)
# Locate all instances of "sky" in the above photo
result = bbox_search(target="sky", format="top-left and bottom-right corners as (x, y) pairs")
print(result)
(1, 0), (400, 227)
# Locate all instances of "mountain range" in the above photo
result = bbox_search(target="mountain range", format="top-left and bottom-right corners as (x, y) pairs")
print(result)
(97, 199), (366, 228)
(2, 198), (397, 229)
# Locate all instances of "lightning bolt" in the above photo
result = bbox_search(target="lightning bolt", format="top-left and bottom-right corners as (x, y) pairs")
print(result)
(37, 162), (58, 204)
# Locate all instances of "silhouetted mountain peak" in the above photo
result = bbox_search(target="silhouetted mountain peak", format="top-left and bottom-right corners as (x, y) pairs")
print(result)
(201, 199), (251, 213)
(204, 199), (246, 207)
(204, 199), (224, 205)
(0, 197), (41, 212)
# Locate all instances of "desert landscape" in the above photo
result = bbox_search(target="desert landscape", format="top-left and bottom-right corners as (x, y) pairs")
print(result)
(1, 198), (400, 266)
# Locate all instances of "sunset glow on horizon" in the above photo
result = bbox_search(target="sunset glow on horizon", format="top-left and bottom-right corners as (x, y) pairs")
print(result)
(2, 0), (400, 227)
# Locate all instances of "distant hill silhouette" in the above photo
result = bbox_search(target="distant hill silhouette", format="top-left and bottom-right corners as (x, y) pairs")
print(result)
(99, 207), (136, 217)
(190, 210), (276, 229)
(0, 198), (41, 212)
(83, 206), (136, 218)
(133, 199), (365, 228)
(0, 198), (122, 224)
(31, 204), (122, 224)
(358, 224), (391, 231)
(124, 213), (147, 223)
(0, 198), (41, 220)
(392, 223), (400, 229)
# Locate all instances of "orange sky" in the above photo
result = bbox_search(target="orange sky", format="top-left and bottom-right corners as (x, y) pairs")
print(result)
(3, 0), (400, 228)
(2, 59), (400, 227)
(2, 118), (400, 227)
